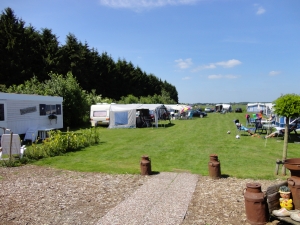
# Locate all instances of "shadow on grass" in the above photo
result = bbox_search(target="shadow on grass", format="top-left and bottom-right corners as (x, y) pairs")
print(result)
(221, 174), (230, 178)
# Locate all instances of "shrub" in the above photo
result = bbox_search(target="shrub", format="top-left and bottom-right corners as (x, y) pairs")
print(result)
(24, 127), (101, 160)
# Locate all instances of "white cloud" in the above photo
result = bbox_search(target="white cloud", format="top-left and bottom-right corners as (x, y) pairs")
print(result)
(208, 74), (238, 79)
(193, 59), (242, 71)
(182, 76), (192, 80)
(254, 4), (266, 15)
(175, 58), (193, 69)
(215, 59), (242, 68)
(269, 71), (281, 76)
(99, 0), (198, 10)
(257, 6), (266, 15)
(208, 74), (222, 79)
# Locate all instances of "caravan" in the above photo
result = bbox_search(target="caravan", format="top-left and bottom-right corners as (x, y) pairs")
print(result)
(90, 103), (112, 126)
(0, 93), (63, 140)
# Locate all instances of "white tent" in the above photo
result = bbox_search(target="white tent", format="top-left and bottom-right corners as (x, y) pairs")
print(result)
(164, 104), (187, 112)
(108, 104), (168, 128)
(247, 103), (273, 114)
(264, 103), (275, 115)
(164, 104), (188, 117)
(108, 104), (137, 128)
(215, 103), (232, 112)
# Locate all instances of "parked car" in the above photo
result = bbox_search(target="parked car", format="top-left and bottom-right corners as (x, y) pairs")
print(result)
(193, 110), (207, 118)
(235, 108), (243, 113)
(204, 107), (212, 112)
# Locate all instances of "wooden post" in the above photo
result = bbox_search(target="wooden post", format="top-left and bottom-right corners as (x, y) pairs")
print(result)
(275, 159), (281, 175)
(9, 132), (13, 160)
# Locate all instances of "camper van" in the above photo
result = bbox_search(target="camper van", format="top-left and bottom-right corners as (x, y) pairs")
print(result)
(90, 103), (111, 126)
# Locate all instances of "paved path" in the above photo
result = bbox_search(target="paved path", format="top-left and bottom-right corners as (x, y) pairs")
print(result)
(97, 172), (198, 225)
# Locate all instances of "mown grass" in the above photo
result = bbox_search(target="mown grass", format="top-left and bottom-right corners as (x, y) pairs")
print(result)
(32, 112), (300, 180)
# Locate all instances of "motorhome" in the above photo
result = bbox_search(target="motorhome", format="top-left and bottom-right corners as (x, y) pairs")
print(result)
(90, 103), (111, 126)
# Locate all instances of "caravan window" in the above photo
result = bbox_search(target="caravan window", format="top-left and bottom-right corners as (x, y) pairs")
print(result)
(0, 104), (4, 121)
(93, 111), (107, 117)
(39, 104), (62, 116)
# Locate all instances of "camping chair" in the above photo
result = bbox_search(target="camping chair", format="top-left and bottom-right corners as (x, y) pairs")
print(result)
(0, 134), (26, 160)
(180, 112), (187, 119)
(288, 119), (299, 135)
(234, 119), (254, 136)
(187, 111), (194, 119)
(141, 115), (152, 127)
(254, 119), (266, 134)
(274, 119), (299, 140)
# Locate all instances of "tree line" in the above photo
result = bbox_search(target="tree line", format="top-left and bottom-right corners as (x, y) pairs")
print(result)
(0, 7), (178, 103)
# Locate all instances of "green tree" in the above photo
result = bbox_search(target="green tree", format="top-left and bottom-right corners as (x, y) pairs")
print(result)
(86, 89), (113, 106)
(43, 72), (89, 126)
(6, 76), (44, 94)
(162, 81), (178, 103)
(40, 28), (61, 78)
(6, 72), (91, 127)
(273, 93), (300, 175)
(0, 7), (26, 86)
(118, 94), (139, 104)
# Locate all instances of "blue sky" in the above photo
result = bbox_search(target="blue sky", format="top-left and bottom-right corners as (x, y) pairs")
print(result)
(1, 0), (300, 104)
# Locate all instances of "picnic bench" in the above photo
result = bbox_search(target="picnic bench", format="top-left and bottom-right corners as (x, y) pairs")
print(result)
(266, 181), (300, 225)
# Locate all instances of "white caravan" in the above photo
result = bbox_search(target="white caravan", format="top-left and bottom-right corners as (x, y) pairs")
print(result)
(90, 103), (112, 126)
(0, 93), (63, 139)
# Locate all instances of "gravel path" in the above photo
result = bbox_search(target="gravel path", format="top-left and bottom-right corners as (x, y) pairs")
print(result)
(97, 172), (198, 225)
(0, 165), (285, 225)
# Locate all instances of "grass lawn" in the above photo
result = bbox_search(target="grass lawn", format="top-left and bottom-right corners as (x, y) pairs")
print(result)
(33, 112), (300, 180)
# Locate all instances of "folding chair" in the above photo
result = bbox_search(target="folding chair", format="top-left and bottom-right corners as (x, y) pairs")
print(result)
(276, 129), (285, 140)
(187, 111), (194, 119)
(234, 119), (254, 136)
(288, 119), (299, 135)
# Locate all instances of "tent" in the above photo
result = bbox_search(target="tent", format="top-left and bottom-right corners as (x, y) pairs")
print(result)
(164, 104), (188, 118)
(264, 103), (275, 115)
(108, 104), (168, 128)
(164, 104), (187, 112)
(246, 103), (267, 113)
(215, 104), (232, 112)
(108, 104), (136, 128)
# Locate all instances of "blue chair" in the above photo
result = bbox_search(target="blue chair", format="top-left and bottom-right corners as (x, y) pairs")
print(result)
(187, 111), (194, 119)
(234, 119), (255, 136)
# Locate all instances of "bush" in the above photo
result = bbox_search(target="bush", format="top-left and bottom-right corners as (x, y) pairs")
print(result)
(24, 127), (101, 160)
